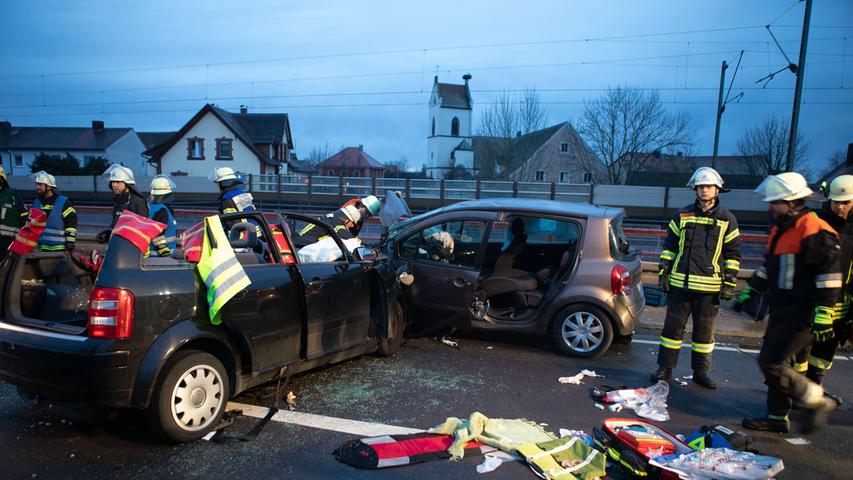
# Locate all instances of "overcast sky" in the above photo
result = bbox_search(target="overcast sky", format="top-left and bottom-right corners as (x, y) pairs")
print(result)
(1, 0), (851, 176)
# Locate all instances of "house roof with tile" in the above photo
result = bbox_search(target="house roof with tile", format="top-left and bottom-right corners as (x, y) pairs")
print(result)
(0, 121), (132, 151)
(318, 147), (384, 170)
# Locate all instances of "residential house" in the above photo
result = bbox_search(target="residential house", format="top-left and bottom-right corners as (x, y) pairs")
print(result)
(287, 152), (319, 175)
(628, 152), (765, 189)
(144, 104), (293, 177)
(318, 146), (384, 178)
(0, 120), (147, 177)
(473, 122), (604, 184)
(426, 74), (473, 178)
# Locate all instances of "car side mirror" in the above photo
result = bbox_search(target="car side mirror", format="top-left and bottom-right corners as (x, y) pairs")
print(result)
(354, 246), (378, 262)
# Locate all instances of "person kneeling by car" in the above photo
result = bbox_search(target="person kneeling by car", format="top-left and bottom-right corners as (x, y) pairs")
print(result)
(652, 167), (741, 390)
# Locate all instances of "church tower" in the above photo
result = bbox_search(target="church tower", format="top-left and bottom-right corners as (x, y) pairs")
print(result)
(427, 74), (473, 178)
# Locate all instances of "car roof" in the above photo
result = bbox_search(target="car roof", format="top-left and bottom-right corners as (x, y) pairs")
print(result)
(429, 198), (620, 219)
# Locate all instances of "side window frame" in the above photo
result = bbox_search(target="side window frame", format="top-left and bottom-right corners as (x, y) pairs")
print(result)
(276, 212), (352, 264)
(397, 218), (490, 270)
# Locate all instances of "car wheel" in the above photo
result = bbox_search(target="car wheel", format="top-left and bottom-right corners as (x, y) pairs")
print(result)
(550, 304), (614, 358)
(147, 350), (230, 442)
(376, 303), (406, 357)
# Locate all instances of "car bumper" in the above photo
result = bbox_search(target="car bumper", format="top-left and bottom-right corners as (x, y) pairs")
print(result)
(0, 322), (134, 407)
(612, 294), (644, 336)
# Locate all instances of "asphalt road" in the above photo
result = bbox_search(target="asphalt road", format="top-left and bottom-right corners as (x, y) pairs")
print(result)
(1, 329), (851, 479)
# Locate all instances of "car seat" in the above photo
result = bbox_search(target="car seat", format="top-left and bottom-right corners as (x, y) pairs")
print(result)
(228, 222), (265, 265)
(479, 245), (574, 311)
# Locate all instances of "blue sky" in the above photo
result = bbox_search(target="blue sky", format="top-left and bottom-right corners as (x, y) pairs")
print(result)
(1, 0), (851, 174)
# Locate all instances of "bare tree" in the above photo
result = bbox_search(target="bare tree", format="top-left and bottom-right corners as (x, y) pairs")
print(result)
(813, 149), (847, 182)
(736, 115), (809, 177)
(384, 155), (410, 173)
(476, 89), (547, 179)
(306, 142), (338, 166)
(577, 86), (693, 185)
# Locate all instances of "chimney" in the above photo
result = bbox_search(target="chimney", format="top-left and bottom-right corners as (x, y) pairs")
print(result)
(434, 75), (438, 84)
(462, 73), (472, 85)
(358, 144), (363, 150)
(91, 120), (104, 131)
(239, 105), (248, 114)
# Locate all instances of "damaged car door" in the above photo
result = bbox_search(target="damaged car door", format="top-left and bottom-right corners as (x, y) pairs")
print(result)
(396, 213), (495, 335)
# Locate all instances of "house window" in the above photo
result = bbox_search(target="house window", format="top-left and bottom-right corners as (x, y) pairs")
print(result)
(215, 137), (233, 160)
(352, 171), (360, 177)
(560, 142), (569, 153)
(187, 137), (204, 160)
(14, 155), (23, 166)
(328, 170), (335, 176)
(583, 172), (593, 183)
(535, 171), (545, 182)
(559, 172), (570, 183)
(451, 117), (460, 136)
(431, 118), (435, 136)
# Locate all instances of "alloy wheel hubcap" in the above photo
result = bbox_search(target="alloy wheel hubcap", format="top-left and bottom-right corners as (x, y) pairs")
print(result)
(170, 364), (224, 431)
(561, 312), (604, 353)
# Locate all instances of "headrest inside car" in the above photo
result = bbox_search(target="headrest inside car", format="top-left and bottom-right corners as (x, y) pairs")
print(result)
(228, 222), (257, 249)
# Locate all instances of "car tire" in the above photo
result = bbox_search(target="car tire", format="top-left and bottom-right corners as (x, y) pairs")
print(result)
(376, 303), (406, 357)
(146, 350), (230, 443)
(550, 304), (614, 358)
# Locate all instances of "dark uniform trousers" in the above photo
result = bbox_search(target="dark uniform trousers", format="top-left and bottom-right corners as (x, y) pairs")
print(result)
(658, 287), (719, 373)
(760, 316), (815, 416)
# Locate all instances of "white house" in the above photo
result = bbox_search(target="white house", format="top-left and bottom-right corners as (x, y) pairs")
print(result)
(0, 120), (148, 177)
(145, 104), (293, 177)
(426, 75), (473, 178)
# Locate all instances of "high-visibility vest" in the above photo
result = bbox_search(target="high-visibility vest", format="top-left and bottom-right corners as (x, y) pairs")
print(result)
(8, 208), (47, 255)
(34, 195), (68, 248)
(517, 436), (607, 480)
(197, 215), (251, 325)
(0, 187), (24, 238)
(148, 203), (177, 255)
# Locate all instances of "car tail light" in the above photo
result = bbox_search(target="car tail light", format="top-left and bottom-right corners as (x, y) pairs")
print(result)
(88, 287), (134, 339)
(611, 264), (632, 296)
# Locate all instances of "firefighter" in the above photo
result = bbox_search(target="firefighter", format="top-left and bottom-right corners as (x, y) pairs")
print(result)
(31, 171), (77, 252)
(209, 167), (255, 215)
(148, 174), (178, 257)
(96, 165), (149, 243)
(336, 195), (381, 236)
(0, 167), (29, 257)
(790, 175), (853, 384)
(736, 172), (843, 434)
(651, 167), (741, 390)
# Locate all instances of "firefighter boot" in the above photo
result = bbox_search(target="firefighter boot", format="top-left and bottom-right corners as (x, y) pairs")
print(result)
(797, 390), (842, 434)
(692, 371), (717, 389)
(742, 415), (790, 433)
(650, 366), (672, 383)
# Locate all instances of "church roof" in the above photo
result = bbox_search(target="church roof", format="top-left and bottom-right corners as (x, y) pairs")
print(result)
(433, 76), (471, 109)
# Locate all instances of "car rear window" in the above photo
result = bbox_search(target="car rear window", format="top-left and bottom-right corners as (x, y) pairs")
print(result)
(609, 215), (635, 261)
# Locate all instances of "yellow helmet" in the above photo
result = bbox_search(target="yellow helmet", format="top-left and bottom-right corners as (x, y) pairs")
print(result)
(0, 167), (6, 181)
(828, 175), (853, 202)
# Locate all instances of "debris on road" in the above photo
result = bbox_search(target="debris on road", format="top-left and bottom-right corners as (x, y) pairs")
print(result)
(590, 381), (671, 421)
(334, 432), (492, 469)
(429, 411), (555, 460)
(785, 437), (811, 446)
(286, 391), (297, 411)
(651, 447), (784, 479)
(438, 336), (459, 349)
(475, 454), (503, 474)
(558, 369), (604, 385)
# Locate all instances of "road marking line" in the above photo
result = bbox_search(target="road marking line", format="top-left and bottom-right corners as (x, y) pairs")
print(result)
(227, 401), (424, 436)
(631, 338), (850, 361)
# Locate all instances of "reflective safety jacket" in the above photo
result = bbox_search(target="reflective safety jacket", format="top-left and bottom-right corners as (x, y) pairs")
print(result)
(660, 199), (741, 293)
(0, 186), (28, 238)
(817, 204), (853, 325)
(197, 215), (252, 325)
(747, 210), (841, 327)
(148, 202), (177, 256)
(33, 194), (77, 251)
(218, 186), (255, 215)
(110, 189), (149, 228)
(517, 436), (607, 480)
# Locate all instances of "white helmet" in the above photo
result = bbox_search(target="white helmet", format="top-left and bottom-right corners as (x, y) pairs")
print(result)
(687, 167), (725, 189)
(32, 170), (56, 188)
(209, 167), (238, 183)
(828, 175), (853, 202)
(104, 164), (135, 185)
(341, 204), (361, 224)
(150, 174), (175, 195)
(755, 172), (814, 202)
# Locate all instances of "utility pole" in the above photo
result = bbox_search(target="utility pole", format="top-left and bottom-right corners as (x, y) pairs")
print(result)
(712, 60), (728, 169)
(786, 0), (813, 172)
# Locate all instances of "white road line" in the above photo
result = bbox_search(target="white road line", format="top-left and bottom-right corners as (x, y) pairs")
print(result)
(226, 401), (424, 436)
(631, 338), (851, 361)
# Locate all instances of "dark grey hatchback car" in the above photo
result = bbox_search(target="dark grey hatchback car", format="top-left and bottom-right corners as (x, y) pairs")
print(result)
(384, 198), (645, 357)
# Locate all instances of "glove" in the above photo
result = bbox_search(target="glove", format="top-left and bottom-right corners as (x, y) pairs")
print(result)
(720, 275), (737, 301)
(657, 261), (671, 293)
(732, 285), (756, 312)
(96, 229), (112, 244)
(812, 306), (835, 342)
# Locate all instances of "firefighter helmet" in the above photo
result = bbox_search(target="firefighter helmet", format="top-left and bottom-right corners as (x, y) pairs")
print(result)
(104, 164), (136, 185)
(341, 204), (361, 224)
(150, 174), (175, 195)
(361, 195), (381, 216)
(208, 167), (238, 183)
(687, 167), (725, 189)
(755, 172), (813, 202)
(828, 175), (853, 202)
(32, 170), (57, 187)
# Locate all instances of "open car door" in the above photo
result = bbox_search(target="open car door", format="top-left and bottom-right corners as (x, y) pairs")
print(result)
(394, 212), (496, 336)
